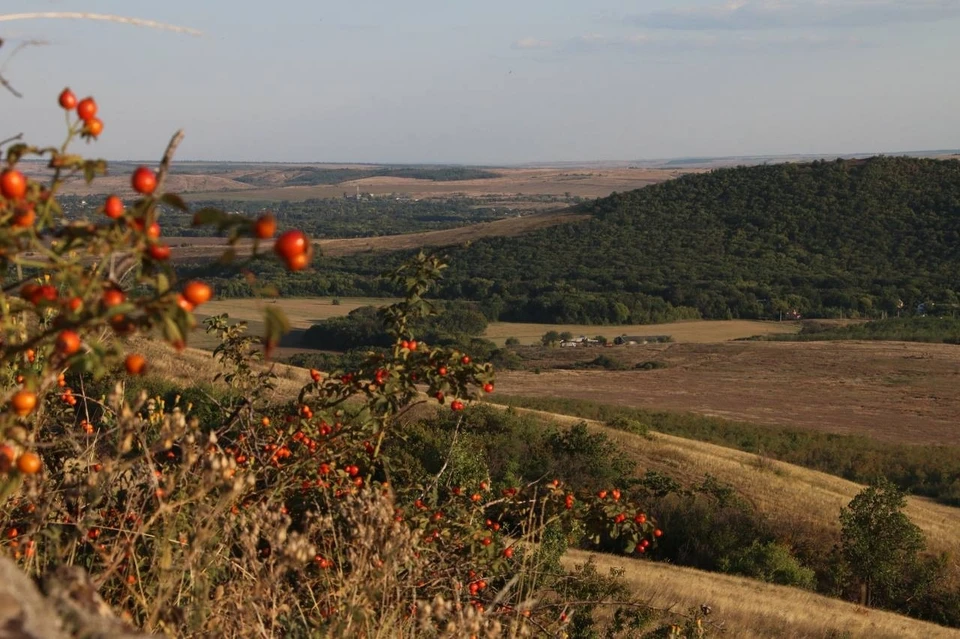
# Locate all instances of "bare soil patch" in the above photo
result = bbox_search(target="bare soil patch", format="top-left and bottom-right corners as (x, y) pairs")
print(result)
(497, 340), (960, 446)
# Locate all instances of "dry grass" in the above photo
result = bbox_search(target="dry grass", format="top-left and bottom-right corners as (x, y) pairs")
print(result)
(504, 406), (960, 557)
(168, 210), (589, 261)
(497, 340), (960, 445)
(194, 298), (796, 345)
(180, 166), (695, 201)
(563, 550), (960, 639)
(131, 337), (312, 401)
(485, 319), (800, 345)
(45, 164), (695, 201)
(197, 297), (396, 328)
(128, 343), (960, 636)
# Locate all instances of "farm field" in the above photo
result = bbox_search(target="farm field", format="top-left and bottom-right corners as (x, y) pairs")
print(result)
(169, 209), (589, 261)
(496, 340), (960, 446)
(563, 550), (960, 639)
(195, 297), (799, 343)
(43, 163), (696, 201)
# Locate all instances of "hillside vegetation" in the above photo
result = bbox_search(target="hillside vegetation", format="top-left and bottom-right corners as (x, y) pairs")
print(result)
(223, 157), (960, 324)
(767, 316), (960, 343)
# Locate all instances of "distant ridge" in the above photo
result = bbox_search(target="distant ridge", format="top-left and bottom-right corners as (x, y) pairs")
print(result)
(329, 155), (960, 325)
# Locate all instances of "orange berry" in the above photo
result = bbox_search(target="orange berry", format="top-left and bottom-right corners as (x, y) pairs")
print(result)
(102, 288), (125, 307)
(176, 294), (195, 312)
(125, 354), (147, 375)
(182, 281), (212, 307)
(58, 88), (77, 110)
(84, 117), (103, 137)
(55, 330), (82, 356)
(64, 296), (83, 313)
(16, 452), (41, 475)
(0, 170), (27, 200)
(253, 213), (277, 239)
(12, 205), (35, 228)
(76, 97), (97, 121)
(10, 390), (37, 417)
(284, 251), (311, 271)
(103, 195), (124, 219)
(147, 243), (170, 261)
(131, 167), (157, 195)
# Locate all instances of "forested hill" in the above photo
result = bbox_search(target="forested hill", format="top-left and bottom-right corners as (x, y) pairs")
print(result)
(198, 156), (960, 325)
(411, 156), (960, 323)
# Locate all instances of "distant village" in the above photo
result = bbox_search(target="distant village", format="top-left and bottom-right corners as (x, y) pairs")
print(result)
(558, 334), (673, 347)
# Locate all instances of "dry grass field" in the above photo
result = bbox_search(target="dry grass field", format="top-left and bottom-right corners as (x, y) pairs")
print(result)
(563, 550), (960, 639)
(197, 297), (395, 327)
(485, 318), (800, 345)
(502, 406), (960, 557)
(497, 340), (960, 446)
(180, 167), (695, 202)
(44, 163), (694, 201)
(194, 298), (797, 343)
(169, 210), (589, 261)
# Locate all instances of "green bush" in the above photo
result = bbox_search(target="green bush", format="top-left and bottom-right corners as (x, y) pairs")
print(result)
(719, 541), (816, 589)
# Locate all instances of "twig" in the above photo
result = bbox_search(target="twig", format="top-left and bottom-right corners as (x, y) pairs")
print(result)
(0, 13), (202, 36)
(0, 71), (21, 97)
(0, 132), (22, 148)
(155, 129), (185, 192)
(419, 414), (464, 500)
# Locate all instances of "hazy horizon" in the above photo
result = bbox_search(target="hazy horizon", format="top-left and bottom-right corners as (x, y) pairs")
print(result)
(3, 0), (960, 164)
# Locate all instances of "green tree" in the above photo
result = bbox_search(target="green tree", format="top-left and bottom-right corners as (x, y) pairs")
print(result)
(541, 330), (562, 346)
(840, 478), (925, 607)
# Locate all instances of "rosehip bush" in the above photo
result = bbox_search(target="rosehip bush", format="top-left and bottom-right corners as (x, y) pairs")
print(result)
(0, 92), (675, 637)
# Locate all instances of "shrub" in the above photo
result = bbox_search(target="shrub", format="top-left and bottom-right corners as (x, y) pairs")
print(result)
(0, 90), (679, 636)
(635, 360), (668, 370)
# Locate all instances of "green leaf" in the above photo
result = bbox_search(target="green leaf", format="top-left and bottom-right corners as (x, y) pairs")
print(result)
(263, 305), (291, 346)
(162, 316), (183, 345)
(218, 247), (237, 265)
(192, 207), (228, 227)
(156, 273), (170, 294)
(161, 193), (189, 211)
(82, 159), (108, 184)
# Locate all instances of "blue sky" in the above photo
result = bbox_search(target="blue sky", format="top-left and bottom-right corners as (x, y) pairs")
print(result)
(2, 1), (958, 163)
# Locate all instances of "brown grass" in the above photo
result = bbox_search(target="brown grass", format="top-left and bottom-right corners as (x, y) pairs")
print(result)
(179, 166), (696, 202)
(195, 298), (796, 344)
(496, 340), (960, 445)
(40, 164), (695, 201)
(563, 550), (960, 639)
(132, 341), (960, 636)
(168, 210), (589, 261)
(501, 406), (960, 558)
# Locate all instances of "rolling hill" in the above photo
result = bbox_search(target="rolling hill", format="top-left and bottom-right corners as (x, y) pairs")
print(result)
(303, 156), (960, 324)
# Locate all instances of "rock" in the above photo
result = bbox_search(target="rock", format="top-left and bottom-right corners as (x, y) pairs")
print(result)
(0, 557), (69, 639)
(42, 565), (151, 638)
(0, 557), (151, 639)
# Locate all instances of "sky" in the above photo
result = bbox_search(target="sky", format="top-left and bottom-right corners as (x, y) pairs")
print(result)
(1, 0), (959, 164)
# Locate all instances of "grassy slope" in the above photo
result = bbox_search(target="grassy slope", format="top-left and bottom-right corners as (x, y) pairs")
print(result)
(500, 407), (960, 555)
(564, 550), (960, 639)
(139, 345), (960, 637)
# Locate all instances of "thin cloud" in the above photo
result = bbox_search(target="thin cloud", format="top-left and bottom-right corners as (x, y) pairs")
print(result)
(629, 0), (960, 30)
(512, 37), (552, 50)
(558, 32), (869, 54)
